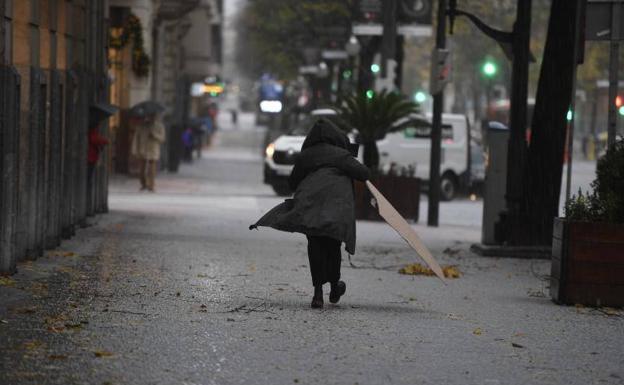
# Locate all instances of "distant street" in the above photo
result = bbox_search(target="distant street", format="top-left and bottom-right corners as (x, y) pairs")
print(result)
(1, 114), (621, 385)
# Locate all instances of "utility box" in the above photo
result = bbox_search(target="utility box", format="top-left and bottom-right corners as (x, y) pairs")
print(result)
(481, 122), (509, 245)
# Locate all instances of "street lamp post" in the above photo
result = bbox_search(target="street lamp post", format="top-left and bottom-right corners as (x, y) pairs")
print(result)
(345, 35), (361, 96)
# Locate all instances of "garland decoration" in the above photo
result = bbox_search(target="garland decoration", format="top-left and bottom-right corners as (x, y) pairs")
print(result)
(110, 14), (151, 78)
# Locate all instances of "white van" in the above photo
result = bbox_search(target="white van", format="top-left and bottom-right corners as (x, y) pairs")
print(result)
(264, 111), (478, 200)
(377, 113), (473, 201)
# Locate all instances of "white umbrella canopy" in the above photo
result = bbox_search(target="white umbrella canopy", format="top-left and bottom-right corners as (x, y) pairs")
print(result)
(366, 181), (447, 283)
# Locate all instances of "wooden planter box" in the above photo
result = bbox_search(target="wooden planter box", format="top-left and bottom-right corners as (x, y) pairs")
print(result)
(550, 217), (624, 307)
(354, 176), (420, 222)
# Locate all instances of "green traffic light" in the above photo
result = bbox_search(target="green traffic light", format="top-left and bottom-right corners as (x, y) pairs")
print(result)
(619, 106), (624, 116)
(366, 90), (375, 99)
(482, 60), (497, 77)
(370, 63), (380, 74)
(566, 109), (573, 121)
(343, 70), (352, 79)
(414, 91), (427, 103)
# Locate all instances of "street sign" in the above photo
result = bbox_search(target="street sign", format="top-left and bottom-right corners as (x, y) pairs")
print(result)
(586, 1), (624, 40)
(429, 48), (451, 95)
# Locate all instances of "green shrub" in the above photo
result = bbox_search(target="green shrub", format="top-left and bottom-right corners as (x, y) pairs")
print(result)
(593, 138), (624, 223)
(565, 138), (624, 223)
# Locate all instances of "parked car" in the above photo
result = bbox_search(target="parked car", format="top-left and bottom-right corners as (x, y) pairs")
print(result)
(264, 111), (480, 201)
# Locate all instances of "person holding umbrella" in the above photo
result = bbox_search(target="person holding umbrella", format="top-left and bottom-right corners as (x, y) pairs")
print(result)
(250, 118), (370, 309)
(130, 102), (166, 192)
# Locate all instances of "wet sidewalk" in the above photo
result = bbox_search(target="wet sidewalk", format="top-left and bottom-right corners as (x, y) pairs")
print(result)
(1, 141), (623, 385)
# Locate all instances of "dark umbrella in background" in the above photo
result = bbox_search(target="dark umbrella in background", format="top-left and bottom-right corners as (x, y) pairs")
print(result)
(129, 101), (165, 119)
(89, 102), (119, 128)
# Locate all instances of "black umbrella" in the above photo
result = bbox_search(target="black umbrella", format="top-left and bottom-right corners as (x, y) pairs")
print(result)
(129, 101), (165, 118)
(89, 102), (119, 128)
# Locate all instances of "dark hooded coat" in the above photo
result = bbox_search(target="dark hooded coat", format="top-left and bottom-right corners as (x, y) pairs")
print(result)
(250, 118), (370, 254)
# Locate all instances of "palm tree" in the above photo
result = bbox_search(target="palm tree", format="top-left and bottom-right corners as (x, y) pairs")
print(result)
(335, 90), (422, 171)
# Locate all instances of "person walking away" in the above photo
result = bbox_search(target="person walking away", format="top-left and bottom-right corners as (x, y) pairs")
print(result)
(182, 127), (194, 163)
(192, 120), (207, 159)
(131, 113), (166, 192)
(250, 118), (369, 308)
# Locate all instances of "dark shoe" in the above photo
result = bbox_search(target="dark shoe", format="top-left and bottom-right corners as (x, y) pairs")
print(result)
(311, 286), (323, 309)
(329, 281), (346, 304)
(311, 296), (323, 309)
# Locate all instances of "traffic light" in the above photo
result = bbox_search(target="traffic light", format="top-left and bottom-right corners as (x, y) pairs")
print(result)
(366, 90), (375, 99)
(481, 59), (498, 78)
(397, 0), (433, 25)
(371, 63), (381, 74)
(429, 48), (451, 95)
(567, 109), (573, 121)
(414, 91), (427, 103)
(615, 95), (624, 116)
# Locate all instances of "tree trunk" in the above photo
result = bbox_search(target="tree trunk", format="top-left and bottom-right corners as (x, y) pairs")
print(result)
(363, 141), (379, 172)
(520, 0), (581, 245)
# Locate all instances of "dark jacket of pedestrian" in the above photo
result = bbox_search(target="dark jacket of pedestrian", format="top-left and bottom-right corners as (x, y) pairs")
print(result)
(250, 118), (370, 255)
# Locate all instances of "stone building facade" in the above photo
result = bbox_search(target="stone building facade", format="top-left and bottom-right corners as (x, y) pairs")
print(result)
(0, 0), (110, 274)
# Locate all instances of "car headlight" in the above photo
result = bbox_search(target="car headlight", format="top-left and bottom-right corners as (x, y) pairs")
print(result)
(260, 100), (282, 113)
(266, 143), (275, 159)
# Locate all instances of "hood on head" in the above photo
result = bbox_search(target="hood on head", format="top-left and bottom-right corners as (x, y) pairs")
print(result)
(301, 117), (349, 151)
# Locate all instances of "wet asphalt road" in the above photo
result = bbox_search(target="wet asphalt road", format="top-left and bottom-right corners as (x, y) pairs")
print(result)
(1, 122), (623, 385)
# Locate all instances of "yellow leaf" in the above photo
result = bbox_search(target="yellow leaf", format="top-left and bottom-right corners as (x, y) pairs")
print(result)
(23, 340), (44, 350)
(0, 277), (16, 286)
(473, 328), (482, 335)
(398, 263), (462, 279)
(94, 350), (114, 358)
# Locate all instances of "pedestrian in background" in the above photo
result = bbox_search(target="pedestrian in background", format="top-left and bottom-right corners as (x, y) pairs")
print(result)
(87, 123), (110, 205)
(182, 127), (194, 163)
(131, 113), (166, 192)
(250, 118), (369, 309)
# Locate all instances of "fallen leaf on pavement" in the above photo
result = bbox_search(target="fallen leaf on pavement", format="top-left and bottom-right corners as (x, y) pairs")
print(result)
(0, 277), (16, 286)
(23, 340), (44, 350)
(64, 323), (83, 330)
(473, 328), (483, 335)
(398, 263), (461, 279)
(11, 306), (37, 314)
(94, 350), (114, 358)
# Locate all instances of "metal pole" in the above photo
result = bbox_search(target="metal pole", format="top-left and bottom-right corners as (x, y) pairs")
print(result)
(607, 0), (621, 148)
(565, 0), (584, 203)
(427, 0), (447, 227)
(503, 0), (531, 243)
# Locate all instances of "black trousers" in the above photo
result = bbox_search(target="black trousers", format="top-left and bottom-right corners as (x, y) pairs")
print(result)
(307, 236), (342, 287)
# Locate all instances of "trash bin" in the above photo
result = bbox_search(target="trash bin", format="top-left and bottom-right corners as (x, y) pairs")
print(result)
(481, 121), (508, 245)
